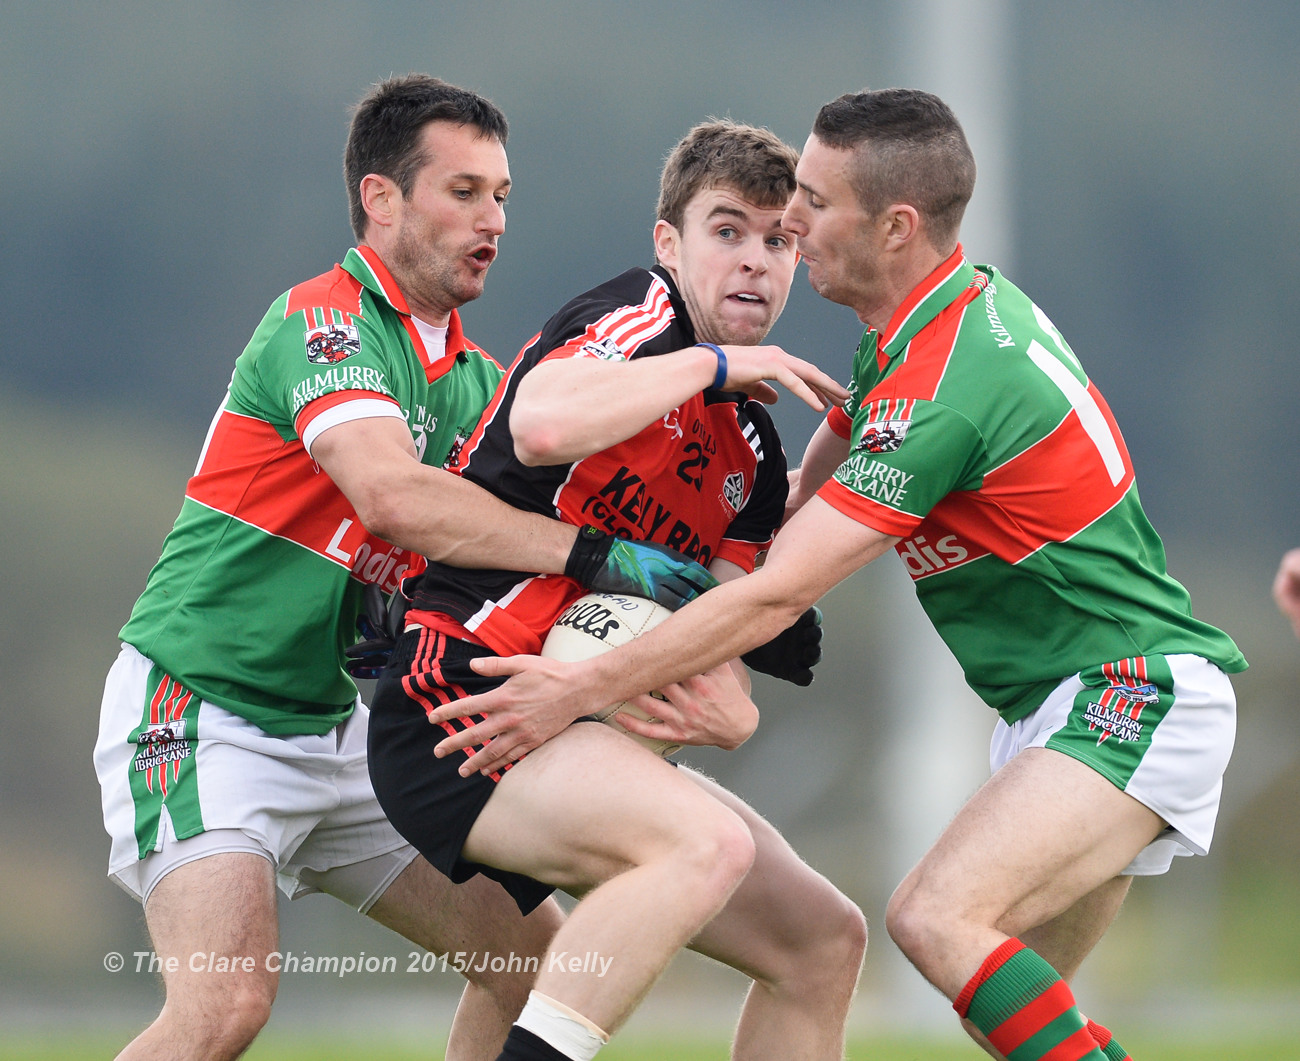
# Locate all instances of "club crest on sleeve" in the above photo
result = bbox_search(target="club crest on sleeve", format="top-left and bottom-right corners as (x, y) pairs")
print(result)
(579, 337), (625, 361)
(856, 417), (911, 453)
(305, 323), (361, 365)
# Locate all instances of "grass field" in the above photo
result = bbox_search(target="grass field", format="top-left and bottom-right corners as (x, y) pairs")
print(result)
(6, 1033), (1300, 1060)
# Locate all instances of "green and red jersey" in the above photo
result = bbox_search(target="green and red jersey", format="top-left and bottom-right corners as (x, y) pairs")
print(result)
(121, 247), (503, 735)
(818, 245), (1245, 721)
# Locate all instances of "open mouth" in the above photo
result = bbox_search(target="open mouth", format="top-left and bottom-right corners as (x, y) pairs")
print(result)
(728, 292), (765, 305)
(469, 246), (496, 267)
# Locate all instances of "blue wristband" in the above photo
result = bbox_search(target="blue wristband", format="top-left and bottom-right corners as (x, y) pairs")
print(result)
(697, 342), (727, 390)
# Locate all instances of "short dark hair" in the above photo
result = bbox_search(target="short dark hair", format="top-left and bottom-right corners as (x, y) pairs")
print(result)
(656, 119), (799, 234)
(344, 74), (509, 241)
(813, 88), (975, 250)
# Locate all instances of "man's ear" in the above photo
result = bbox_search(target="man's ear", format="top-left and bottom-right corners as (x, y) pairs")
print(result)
(653, 218), (681, 269)
(360, 173), (402, 233)
(881, 203), (920, 250)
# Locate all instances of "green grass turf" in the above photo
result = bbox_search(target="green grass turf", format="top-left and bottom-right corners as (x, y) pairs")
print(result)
(6, 1033), (1300, 1060)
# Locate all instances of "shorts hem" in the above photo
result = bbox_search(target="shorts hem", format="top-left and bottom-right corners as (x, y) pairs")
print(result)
(1120, 783), (1211, 856)
(357, 845), (421, 914)
(281, 838), (420, 912)
(109, 833), (276, 906)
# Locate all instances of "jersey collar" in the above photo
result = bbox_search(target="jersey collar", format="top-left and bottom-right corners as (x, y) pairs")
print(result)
(343, 246), (471, 382)
(873, 244), (975, 368)
(649, 264), (697, 345)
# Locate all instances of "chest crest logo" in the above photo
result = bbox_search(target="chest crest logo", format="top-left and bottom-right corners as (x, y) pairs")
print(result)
(721, 471), (746, 514)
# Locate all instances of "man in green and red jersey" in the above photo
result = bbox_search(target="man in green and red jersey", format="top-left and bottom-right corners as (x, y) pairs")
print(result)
(93, 75), (727, 1061)
(430, 90), (1247, 1061)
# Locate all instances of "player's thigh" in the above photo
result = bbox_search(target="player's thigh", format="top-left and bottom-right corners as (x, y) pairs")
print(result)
(463, 724), (752, 894)
(368, 854), (564, 959)
(896, 747), (1163, 931)
(681, 768), (865, 980)
(143, 851), (280, 1007)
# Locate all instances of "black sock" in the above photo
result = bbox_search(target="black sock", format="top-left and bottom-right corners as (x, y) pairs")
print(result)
(496, 1024), (573, 1061)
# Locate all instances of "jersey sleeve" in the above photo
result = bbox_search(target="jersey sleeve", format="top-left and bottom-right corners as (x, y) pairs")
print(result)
(826, 403), (854, 440)
(817, 397), (984, 536)
(295, 392), (404, 456)
(715, 401), (788, 571)
(534, 271), (678, 369)
(538, 331), (629, 367)
(234, 304), (408, 452)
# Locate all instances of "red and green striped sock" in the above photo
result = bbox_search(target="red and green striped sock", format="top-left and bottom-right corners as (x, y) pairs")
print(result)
(1086, 1018), (1133, 1060)
(954, 938), (1104, 1061)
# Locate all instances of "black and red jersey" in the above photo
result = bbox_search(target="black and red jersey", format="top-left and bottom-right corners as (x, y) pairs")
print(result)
(407, 265), (788, 656)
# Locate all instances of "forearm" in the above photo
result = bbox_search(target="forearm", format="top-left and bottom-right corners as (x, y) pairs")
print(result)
(577, 497), (897, 707)
(312, 415), (579, 575)
(586, 571), (807, 707)
(511, 347), (717, 465)
(380, 465), (577, 572)
(708, 558), (754, 696)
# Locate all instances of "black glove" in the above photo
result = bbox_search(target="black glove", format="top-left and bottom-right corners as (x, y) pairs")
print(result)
(565, 525), (719, 611)
(344, 583), (411, 680)
(741, 606), (823, 686)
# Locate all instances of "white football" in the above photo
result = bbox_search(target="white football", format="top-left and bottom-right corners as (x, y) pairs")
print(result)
(540, 591), (682, 757)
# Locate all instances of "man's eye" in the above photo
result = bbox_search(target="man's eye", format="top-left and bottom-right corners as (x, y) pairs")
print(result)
(717, 226), (737, 239)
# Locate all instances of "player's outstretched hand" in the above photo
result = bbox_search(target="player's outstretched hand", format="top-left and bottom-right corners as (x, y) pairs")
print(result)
(426, 655), (602, 776)
(566, 526), (718, 611)
(740, 605), (823, 686)
(716, 344), (849, 413)
(1272, 548), (1300, 641)
(616, 664), (759, 750)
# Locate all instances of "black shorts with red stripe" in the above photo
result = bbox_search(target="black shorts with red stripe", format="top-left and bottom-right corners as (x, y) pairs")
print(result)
(367, 627), (555, 914)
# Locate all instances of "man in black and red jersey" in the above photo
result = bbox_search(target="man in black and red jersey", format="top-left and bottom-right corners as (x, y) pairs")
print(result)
(367, 121), (864, 1061)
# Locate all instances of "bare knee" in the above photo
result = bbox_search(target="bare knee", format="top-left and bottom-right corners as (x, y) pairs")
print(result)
(159, 975), (276, 1058)
(676, 807), (756, 909)
(764, 886), (868, 996)
(885, 876), (947, 968)
(216, 980), (275, 1052)
(825, 894), (869, 980)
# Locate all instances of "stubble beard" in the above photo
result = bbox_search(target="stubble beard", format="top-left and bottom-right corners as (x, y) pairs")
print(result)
(392, 226), (486, 318)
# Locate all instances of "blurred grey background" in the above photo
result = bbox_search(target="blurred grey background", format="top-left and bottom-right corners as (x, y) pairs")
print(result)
(3, 0), (1298, 1047)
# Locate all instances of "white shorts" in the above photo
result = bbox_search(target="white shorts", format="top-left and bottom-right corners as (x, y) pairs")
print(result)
(94, 644), (418, 909)
(990, 653), (1237, 876)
